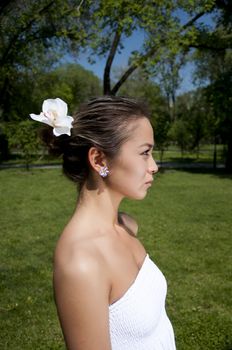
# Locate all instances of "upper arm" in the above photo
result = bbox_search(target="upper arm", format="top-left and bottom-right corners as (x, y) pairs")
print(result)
(53, 252), (112, 350)
(118, 212), (138, 236)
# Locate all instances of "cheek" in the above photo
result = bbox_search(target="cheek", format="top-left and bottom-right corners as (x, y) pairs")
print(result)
(112, 158), (146, 182)
(130, 165), (146, 181)
(108, 158), (148, 199)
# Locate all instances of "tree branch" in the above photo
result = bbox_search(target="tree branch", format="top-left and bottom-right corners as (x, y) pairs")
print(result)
(77, 0), (85, 12)
(103, 29), (122, 94)
(110, 10), (209, 95)
(111, 63), (138, 95)
(111, 45), (157, 95)
(188, 43), (228, 51)
(182, 11), (206, 29)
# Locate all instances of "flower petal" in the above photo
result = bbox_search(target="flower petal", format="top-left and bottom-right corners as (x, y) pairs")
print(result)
(55, 98), (68, 117)
(42, 99), (58, 113)
(29, 113), (53, 127)
(42, 98), (67, 118)
(30, 98), (73, 136)
(53, 126), (72, 136)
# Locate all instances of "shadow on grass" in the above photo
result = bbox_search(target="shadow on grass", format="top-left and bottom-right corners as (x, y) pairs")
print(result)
(223, 344), (232, 350)
(168, 156), (214, 163)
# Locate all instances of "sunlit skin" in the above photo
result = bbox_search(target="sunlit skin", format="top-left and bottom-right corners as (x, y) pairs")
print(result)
(53, 117), (158, 350)
(106, 117), (158, 201)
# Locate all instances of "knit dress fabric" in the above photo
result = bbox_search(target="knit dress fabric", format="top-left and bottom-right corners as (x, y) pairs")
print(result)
(109, 254), (176, 350)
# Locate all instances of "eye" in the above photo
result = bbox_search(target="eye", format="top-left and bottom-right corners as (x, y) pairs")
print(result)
(141, 149), (150, 156)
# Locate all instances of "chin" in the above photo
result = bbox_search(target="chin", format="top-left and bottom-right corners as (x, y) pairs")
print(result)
(127, 191), (147, 201)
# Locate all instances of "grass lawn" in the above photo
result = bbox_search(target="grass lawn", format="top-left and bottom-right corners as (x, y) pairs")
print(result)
(0, 168), (231, 349)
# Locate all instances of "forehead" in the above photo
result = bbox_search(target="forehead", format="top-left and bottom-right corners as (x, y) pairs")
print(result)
(126, 117), (154, 146)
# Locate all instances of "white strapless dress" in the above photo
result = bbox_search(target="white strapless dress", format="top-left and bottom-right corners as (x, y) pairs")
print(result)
(109, 254), (176, 350)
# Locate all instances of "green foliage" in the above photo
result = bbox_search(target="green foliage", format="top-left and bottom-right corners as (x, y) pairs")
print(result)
(87, 0), (216, 93)
(173, 90), (210, 154)
(1, 62), (101, 162)
(1, 63), (101, 123)
(0, 0), (217, 103)
(4, 120), (40, 169)
(33, 64), (101, 112)
(205, 69), (232, 170)
(192, 8), (232, 170)
(0, 168), (231, 349)
(119, 70), (171, 158)
(0, 0), (87, 121)
(153, 113), (171, 161)
(2, 0), (232, 169)
(119, 69), (166, 114)
(168, 119), (191, 154)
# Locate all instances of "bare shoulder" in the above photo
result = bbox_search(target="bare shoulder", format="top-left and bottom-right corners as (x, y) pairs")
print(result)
(118, 211), (138, 236)
(53, 228), (111, 349)
(53, 226), (108, 285)
(54, 244), (102, 282)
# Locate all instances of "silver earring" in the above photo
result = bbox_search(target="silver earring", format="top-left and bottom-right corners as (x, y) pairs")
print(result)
(99, 165), (109, 178)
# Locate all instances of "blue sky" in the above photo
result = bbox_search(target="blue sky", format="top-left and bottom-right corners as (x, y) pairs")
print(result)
(75, 34), (196, 95)
(74, 11), (215, 95)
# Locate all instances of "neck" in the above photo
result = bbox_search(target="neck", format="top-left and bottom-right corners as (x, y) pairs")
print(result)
(76, 178), (123, 228)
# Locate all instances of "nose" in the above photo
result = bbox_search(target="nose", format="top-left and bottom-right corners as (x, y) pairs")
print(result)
(149, 156), (158, 175)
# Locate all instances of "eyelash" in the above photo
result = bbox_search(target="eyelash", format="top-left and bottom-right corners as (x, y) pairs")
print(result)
(142, 149), (150, 156)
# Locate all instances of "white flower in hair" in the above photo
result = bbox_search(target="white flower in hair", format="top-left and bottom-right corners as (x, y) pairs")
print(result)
(30, 98), (73, 136)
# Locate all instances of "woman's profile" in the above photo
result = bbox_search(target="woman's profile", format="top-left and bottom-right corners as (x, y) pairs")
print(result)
(30, 95), (176, 350)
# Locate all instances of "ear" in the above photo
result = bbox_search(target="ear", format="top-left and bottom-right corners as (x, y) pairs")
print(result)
(88, 147), (107, 174)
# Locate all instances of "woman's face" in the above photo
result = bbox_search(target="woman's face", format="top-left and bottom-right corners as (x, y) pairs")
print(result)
(108, 117), (158, 200)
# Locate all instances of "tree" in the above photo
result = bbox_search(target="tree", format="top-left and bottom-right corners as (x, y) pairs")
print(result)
(183, 90), (208, 155)
(168, 119), (191, 156)
(191, 1), (232, 170)
(205, 67), (232, 170)
(0, 63), (101, 124)
(1, 63), (101, 162)
(4, 120), (40, 170)
(153, 112), (171, 163)
(3, 0), (231, 166)
(167, 89), (212, 160)
(0, 0), (221, 115)
(119, 69), (170, 161)
(0, 0), (87, 121)
(155, 54), (184, 121)
(32, 63), (101, 112)
(0, 129), (9, 161)
(81, 0), (216, 95)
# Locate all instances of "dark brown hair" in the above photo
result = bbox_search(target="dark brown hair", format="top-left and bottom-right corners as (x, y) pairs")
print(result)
(41, 96), (150, 186)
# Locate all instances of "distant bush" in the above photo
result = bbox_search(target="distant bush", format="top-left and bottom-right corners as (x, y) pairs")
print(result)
(4, 120), (40, 169)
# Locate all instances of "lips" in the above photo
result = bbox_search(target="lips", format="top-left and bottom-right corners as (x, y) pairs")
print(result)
(145, 180), (153, 185)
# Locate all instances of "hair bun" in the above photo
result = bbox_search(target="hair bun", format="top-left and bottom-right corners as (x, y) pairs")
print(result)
(39, 126), (67, 157)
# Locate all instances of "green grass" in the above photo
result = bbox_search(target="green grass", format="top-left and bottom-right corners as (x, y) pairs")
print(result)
(0, 168), (231, 349)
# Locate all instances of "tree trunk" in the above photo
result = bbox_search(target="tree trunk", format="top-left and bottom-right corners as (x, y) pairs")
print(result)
(0, 133), (9, 161)
(103, 30), (122, 95)
(213, 135), (217, 170)
(225, 132), (232, 172)
(104, 11), (206, 95)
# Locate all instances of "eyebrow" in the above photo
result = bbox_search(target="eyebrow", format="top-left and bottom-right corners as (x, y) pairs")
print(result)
(139, 143), (154, 149)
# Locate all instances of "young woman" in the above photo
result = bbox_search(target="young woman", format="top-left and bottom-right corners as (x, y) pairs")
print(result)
(30, 95), (176, 350)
